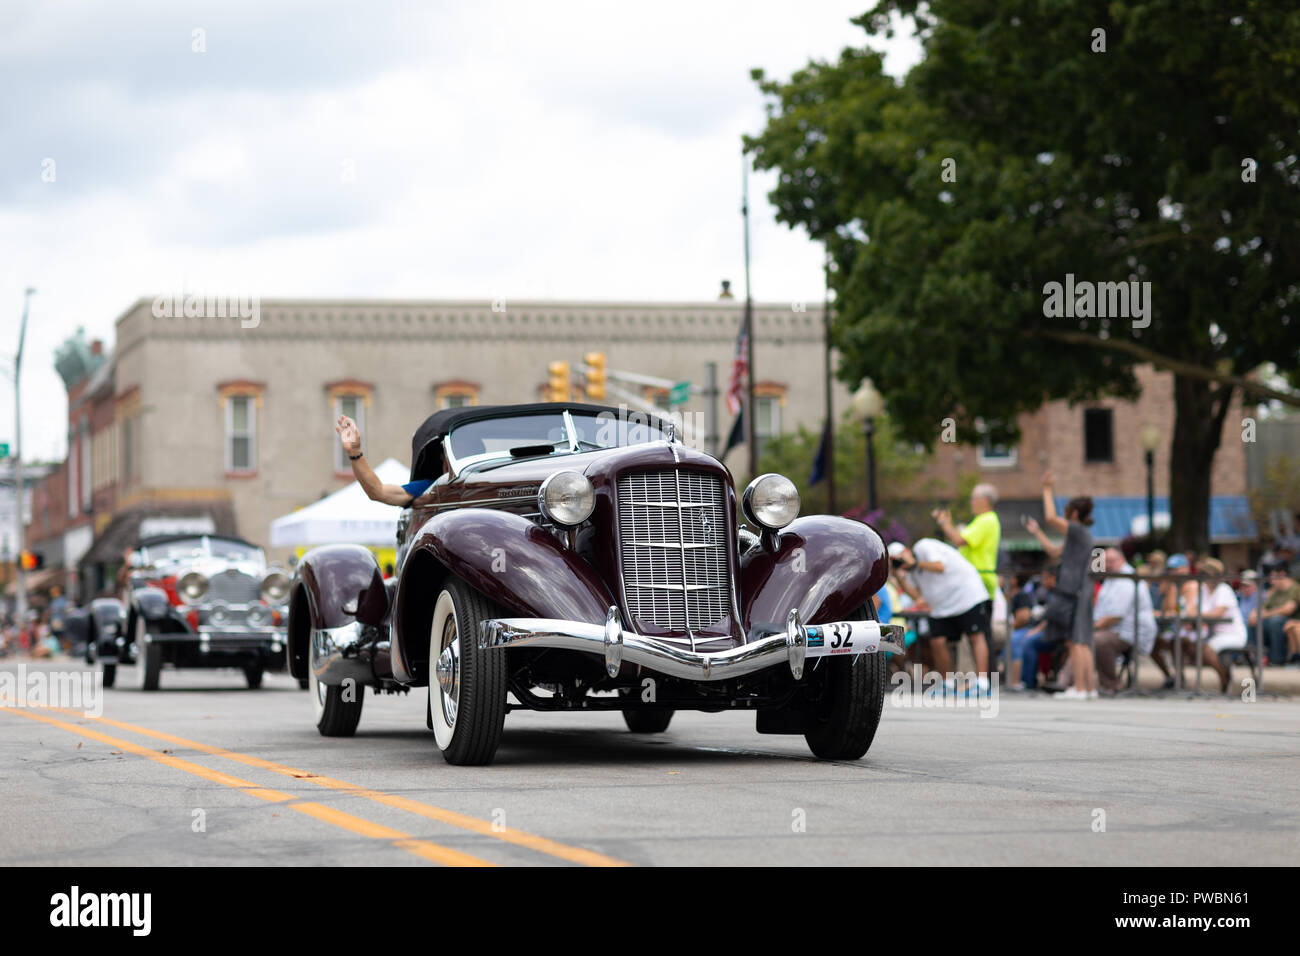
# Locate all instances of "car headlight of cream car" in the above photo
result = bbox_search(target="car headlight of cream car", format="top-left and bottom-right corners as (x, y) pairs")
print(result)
(177, 571), (209, 604)
(260, 570), (291, 605)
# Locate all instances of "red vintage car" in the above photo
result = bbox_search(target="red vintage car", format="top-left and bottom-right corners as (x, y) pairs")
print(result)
(287, 403), (900, 765)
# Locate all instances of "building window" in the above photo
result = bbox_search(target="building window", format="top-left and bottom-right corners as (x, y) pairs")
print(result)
(976, 419), (1017, 467)
(434, 380), (480, 410)
(80, 420), (91, 510)
(334, 394), (365, 472)
(122, 417), (133, 482)
(67, 437), (78, 518)
(752, 383), (787, 452)
(755, 396), (781, 441)
(1084, 408), (1114, 463)
(226, 396), (257, 473)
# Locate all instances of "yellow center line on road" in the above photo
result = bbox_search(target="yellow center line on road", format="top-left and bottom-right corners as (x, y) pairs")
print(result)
(0, 703), (495, 867)
(27, 703), (631, 867)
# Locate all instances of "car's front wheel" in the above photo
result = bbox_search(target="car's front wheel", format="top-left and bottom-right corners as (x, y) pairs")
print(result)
(619, 689), (674, 733)
(428, 579), (508, 765)
(310, 660), (364, 736)
(133, 615), (162, 691)
(802, 605), (888, 760)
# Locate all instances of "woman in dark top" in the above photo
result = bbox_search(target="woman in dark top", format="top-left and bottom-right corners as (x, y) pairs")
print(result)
(1024, 471), (1096, 699)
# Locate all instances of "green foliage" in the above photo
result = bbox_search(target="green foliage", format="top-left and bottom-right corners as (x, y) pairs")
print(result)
(746, 0), (1300, 549)
(757, 411), (939, 515)
(1250, 454), (1300, 528)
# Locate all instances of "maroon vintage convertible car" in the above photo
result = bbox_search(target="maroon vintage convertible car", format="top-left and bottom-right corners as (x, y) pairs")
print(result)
(287, 403), (901, 765)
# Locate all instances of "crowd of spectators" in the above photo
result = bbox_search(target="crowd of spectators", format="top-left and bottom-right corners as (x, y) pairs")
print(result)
(882, 481), (1300, 698)
(0, 586), (72, 659)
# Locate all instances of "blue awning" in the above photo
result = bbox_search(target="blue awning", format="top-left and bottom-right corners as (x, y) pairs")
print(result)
(1055, 495), (1257, 543)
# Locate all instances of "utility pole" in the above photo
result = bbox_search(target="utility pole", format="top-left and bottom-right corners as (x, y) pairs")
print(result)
(704, 361), (719, 459)
(742, 154), (758, 480)
(823, 252), (836, 514)
(13, 288), (34, 625)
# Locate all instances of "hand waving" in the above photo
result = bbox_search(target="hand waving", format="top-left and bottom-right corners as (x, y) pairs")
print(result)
(335, 415), (361, 456)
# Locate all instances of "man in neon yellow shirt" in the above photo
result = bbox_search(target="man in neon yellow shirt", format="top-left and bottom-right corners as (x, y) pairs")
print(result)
(933, 483), (1001, 600)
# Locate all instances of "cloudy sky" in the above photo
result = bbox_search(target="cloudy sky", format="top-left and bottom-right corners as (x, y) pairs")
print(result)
(0, 1), (919, 461)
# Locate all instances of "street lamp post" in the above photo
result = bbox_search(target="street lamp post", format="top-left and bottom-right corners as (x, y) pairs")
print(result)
(13, 288), (34, 626)
(1140, 422), (1160, 539)
(851, 379), (884, 514)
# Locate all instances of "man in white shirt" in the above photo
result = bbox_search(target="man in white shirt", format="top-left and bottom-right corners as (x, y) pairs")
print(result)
(1092, 548), (1157, 693)
(888, 538), (992, 694)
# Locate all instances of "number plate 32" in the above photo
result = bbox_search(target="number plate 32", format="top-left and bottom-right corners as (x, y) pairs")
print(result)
(804, 621), (885, 657)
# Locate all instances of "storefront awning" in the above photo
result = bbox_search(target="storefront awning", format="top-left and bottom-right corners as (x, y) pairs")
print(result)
(4, 567), (65, 596)
(1054, 495), (1257, 544)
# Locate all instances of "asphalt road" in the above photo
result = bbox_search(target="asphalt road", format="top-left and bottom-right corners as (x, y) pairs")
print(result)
(2, 659), (1296, 866)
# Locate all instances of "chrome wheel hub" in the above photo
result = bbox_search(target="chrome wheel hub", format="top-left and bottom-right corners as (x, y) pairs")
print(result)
(436, 617), (459, 727)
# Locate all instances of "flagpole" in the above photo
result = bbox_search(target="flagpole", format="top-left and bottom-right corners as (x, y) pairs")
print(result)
(743, 154), (758, 480)
(823, 251), (835, 513)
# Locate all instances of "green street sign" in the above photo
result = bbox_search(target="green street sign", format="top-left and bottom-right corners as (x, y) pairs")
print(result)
(0, 443), (9, 458)
(669, 381), (691, 406)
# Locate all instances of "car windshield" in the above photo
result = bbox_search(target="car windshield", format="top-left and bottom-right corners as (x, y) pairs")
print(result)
(447, 410), (673, 467)
(143, 537), (265, 567)
(569, 411), (672, 448)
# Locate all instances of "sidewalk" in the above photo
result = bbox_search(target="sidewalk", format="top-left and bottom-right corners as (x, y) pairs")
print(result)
(1125, 656), (1300, 696)
(958, 645), (1300, 697)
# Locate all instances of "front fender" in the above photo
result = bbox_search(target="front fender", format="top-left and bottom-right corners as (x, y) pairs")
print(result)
(288, 545), (386, 681)
(408, 509), (616, 622)
(134, 587), (174, 622)
(740, 515), (889, 633)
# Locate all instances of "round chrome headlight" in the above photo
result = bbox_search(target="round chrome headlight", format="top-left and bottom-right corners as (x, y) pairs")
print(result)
(742, 473), (801, 530)
(260, 570), (290, 605)
(177, 571), (208, 604)
(538, 471), (595, 527)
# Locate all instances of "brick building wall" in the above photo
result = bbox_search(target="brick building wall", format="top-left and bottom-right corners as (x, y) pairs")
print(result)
(913, 365), (1247, 501)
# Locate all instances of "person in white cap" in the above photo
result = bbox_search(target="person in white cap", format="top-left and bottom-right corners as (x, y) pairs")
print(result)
(888, 538), (992, 695)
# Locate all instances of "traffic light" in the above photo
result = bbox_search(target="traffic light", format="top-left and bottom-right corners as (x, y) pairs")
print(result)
(584, 352), (607, 401)
(548, 361), (570, 402)
(19, 550), (42, 571)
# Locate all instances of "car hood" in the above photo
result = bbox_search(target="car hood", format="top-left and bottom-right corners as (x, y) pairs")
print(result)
(454, 441), (731, 494)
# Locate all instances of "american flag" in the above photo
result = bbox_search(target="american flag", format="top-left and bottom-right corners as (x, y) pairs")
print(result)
(725, 317), (748, 415)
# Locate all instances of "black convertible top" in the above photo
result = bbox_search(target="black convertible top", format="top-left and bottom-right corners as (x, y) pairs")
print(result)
(410, 402), (674, 480)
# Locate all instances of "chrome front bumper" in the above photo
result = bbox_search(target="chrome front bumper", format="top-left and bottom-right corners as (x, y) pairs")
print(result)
(479, 606), (905, 681)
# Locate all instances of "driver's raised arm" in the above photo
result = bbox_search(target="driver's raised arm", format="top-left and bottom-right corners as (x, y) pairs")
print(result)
(335, 414), (414, 507)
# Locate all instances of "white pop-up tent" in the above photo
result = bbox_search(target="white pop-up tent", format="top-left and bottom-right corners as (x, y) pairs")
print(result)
(269, 458), (409, 547)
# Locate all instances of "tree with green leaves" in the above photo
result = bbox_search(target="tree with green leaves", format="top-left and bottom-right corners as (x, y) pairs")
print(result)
(746, 0), (1300, 551)
(757, 411), (925, 511)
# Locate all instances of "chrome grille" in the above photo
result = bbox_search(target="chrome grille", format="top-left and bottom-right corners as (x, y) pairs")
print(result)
(617, 470), (732, 637)
(205, 568), (260, 605)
